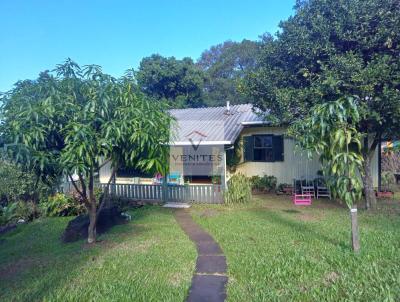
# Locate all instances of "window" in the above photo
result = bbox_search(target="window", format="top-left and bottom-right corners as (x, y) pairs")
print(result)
(253, 135), (273, 161)
(243, 135), (284, 162)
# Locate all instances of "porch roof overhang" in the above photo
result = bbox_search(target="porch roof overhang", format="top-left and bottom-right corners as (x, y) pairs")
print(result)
(241, 121), (270, 126)
(170, 140), (232, 146)
(168, 104), (266, 145)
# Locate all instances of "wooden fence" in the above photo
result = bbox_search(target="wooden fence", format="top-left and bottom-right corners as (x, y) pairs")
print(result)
(99, 183), (223, 204)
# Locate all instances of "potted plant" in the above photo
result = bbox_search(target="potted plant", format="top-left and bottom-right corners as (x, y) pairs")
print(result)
(277, 183), (293, 195)
(211, 175), (221, 185)
(377, 171), (395, 198)
(249, 176), (264, 194)
(262, 175), (277, 193)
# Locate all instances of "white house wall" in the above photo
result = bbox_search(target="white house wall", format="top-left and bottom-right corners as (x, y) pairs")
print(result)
(99, 126), (379, 187)
(235, 127), (379, 187)
(99, 160), (112, 183)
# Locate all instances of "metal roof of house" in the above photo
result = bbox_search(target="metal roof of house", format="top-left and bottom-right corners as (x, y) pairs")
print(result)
(169, 104), (265, 145)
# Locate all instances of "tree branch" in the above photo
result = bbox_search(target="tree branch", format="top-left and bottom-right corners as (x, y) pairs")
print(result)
(68, 173), (83, 196)
(78, 173), (87, 199)
(96, 165), (117, 218)
(88, 166), (95, 203)
(98, 158), (111, 170)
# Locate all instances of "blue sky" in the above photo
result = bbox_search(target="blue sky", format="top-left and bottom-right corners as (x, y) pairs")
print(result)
(0, 0), (295, 92)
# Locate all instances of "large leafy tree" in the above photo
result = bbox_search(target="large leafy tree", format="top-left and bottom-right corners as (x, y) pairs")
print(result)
(197, 39), (261, 106)
(291, 98), (363, 252)
(136, 54), (206, 108)
(1, 59), (172, 243)
(244, 0), (400, 208)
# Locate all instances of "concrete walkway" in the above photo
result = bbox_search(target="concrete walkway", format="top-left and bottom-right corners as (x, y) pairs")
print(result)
(175, 210), (228, 302)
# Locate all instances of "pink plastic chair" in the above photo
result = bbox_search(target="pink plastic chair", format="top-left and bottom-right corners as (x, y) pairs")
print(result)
(293, 193), (312, 205)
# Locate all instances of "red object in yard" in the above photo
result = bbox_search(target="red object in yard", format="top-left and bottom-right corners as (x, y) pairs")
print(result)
(376, 191), (394, 198)
(293, 194), (312, 205)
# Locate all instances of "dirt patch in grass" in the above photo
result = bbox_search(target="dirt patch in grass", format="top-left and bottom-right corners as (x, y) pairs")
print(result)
(323, 271), (340, 286)
(201, 209), (220, 217)
(169, 272), (186, 287)
(0, 257), (48, 280)
(296, 212), (324, 222)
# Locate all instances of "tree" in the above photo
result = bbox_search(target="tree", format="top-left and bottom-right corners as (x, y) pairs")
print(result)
(136, 54), (206, 108)
(244, 0), (400, 208)
(1, 59), (172, 243)
(197, 40), (261, 106)
(291, 97), (364, 252)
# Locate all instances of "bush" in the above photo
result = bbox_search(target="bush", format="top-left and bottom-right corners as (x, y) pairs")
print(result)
(249, 176), (264, 190)
(0, 201), (39, 225)
(277, 183), (292, 192)
(381, 171), (396, 192)
(0, 160), (53, 204)
(14, 201), (40, 221)
(263, 175), (277, 192)
(0, 203), (18, 226)
(224, 173), (252, 204)
(40, 193), (85, 217)
(249, 175), (278, 192)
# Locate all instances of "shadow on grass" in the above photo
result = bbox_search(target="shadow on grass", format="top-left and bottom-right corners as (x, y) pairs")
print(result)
(252, 209), (350, 252)
(0, 205), (163, 301)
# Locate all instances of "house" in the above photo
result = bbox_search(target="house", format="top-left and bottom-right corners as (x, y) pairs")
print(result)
(99, 103), (380, 191)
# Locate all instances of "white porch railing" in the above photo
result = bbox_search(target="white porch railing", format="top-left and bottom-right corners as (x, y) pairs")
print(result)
(99, 183), (223, 204)
(61, 181), (224, 204)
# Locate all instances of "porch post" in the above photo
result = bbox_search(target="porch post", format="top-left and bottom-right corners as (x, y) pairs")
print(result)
(162, 175), (167, 203)
(222, 150), (227, 190)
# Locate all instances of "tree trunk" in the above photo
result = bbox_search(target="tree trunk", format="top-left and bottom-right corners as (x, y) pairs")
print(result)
(361, 136), (378, 210)
(361, 153), (377, 209)
(87, 203), (97, 244)
(87, 169), (97, 244)
(350, 205), (360, 253)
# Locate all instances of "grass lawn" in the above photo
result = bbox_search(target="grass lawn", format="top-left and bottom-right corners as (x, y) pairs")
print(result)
(0, 206), (196, 302)
(192, 195), (400, 302)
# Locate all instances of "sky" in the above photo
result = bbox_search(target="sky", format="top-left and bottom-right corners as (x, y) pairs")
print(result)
(0, 0), (296, 92)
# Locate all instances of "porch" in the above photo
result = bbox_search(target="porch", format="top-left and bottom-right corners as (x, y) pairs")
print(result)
(61, 180), (224, 204)
(100, 183), (223, 204)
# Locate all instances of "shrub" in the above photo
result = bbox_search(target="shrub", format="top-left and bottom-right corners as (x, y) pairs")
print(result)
(381, 171), (396, 192)
(0, 201), (39, 225)
(263, 175), (277, 192)
(14, 201), (40, 221)
(40, 193), (85, 217)
(224, 173), (252, 204)
(249, 175), (278, 192)
(249, 176), (264, 190)
(277, 183), (292, 192)
(0, 160), (53, 204)
(211, 175), (221, 184)
(0, 203), (18, 226)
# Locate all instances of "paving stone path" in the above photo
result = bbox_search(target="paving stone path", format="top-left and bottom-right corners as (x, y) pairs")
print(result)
(175, 210), (228, 302)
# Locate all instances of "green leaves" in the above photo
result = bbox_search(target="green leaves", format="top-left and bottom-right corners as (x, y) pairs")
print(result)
(244, 0), (400, 141)
(1, 60), (173, 196)
(290, 97), (364, 208)
(136, 54), (206, 108)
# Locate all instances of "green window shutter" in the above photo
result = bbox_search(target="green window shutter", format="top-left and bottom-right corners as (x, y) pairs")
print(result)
(273, 135), (284, 161)
(243, 136), (254, 162)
